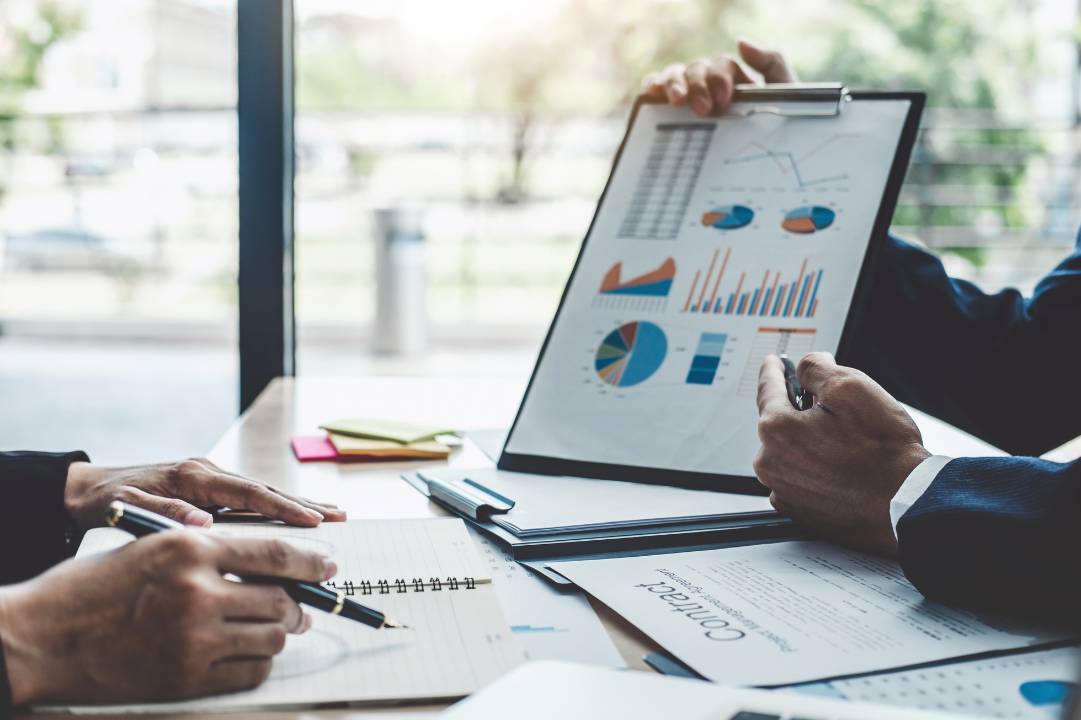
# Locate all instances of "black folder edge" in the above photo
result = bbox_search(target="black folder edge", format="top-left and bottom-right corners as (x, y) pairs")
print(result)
(401, 472), (802, 579)
(495, 89), (927, 495)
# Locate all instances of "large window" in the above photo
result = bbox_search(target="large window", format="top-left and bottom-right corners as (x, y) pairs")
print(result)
(0, 0), (238, 463)
(4, 0), (1079, 461)
(293, 0), (1081, 378)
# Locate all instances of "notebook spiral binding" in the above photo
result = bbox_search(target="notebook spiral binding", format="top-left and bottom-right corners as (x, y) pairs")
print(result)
(325, 577), (483, 596)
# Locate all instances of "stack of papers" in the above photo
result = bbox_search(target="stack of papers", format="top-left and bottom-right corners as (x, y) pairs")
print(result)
(291, 418), (459, 462)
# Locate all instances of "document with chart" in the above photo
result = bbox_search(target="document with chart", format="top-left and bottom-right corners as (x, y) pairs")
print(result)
(504, 94), (921, 483)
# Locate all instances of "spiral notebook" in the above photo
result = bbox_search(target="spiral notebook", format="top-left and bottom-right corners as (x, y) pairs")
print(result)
(60, 518), (523, 713)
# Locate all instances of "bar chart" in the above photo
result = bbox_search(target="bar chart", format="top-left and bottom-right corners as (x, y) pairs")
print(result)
(686, 332), (729, 385)
(681, 249), (824, 319)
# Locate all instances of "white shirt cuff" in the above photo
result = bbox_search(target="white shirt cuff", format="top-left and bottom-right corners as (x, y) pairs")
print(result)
(890, 455), (952, 539)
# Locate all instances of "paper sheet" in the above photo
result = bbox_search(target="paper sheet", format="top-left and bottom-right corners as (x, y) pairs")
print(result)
(505, 100), (914, 478)
(468, 528), (624, 667)
(553, 541), (1067, 686)
(64, 520), (522, 713)
(794, 646), (1081, 719)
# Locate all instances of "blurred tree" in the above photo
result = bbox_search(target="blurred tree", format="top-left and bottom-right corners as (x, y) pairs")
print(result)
(295, 0), (1052, 243)
(792, 0), (1043, 260)
(0, 1), (82, 204)
(469, 0), (743, 202)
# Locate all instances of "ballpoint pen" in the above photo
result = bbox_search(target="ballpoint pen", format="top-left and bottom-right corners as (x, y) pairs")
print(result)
(779, 354), (813, 411)
(105, 500), (407, 630)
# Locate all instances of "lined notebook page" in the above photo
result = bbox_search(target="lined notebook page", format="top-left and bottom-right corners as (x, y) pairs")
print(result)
(65, 519), (522, 713)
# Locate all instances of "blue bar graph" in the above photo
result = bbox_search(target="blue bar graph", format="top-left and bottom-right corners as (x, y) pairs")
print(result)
(683, 254), (822, 319)
(686, 332), (728, 385)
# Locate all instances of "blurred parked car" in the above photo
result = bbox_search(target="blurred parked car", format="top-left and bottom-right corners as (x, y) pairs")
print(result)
(1, 228), (142, 274)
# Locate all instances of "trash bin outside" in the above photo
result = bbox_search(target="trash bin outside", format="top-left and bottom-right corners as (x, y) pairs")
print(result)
(373, 207), (427, 355)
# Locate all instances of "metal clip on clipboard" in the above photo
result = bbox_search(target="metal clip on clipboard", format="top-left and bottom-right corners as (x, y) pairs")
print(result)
(416, 471), (515, 521)
(729, 82), (850, 118)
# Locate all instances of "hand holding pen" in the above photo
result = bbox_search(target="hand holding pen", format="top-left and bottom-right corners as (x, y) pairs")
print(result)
(780, 354), (814, 411)
(0, 505), (351, 705)
(107, 501), (407, 630)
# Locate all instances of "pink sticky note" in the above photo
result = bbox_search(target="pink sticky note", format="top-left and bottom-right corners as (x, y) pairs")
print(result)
(290, 434), (341, 462)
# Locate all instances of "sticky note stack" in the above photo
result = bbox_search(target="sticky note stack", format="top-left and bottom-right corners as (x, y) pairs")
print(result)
(291, 418), (458, 463)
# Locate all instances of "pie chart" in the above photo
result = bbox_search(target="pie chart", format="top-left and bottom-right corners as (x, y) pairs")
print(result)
(782, 206), (836, 234)
(701, 204), (754, 230)
(594, 321), (667, 387)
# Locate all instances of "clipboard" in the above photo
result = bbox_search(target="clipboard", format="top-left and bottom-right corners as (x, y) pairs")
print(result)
(497, 85), (925, 494)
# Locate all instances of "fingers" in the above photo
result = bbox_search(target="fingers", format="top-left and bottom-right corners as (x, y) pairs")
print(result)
(191, 471), (325, 527)
(795, 351), (841, 397)
(220, 623), (290, 659)
(640, 71), (668, 101)
(683, 61), (712, 115)
(268, 488), (347, 523)
(201, 658), (274, 696)
(658, 56), (753, 117)
(213, 537), (336, 583)
(756, 354), (797, 418)
(705, 57), (752, 114)
(660, 63), (688, 105)
(119, 486), (212, 527)
(217, 582), (306, 632)
(737, 39), (796, 83)
(188, 459), (346, 524)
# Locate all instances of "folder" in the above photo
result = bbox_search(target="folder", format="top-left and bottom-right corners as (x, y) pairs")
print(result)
(403, 469), (796, 560)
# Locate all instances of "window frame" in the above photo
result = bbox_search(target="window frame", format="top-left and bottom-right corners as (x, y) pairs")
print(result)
(237, 0), (295, 411)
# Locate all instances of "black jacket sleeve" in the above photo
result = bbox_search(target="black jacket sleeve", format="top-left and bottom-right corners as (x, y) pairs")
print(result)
(896, 455), (1081, 629)
(848, 232), (1081, 455)
(0, 451), (89, 585)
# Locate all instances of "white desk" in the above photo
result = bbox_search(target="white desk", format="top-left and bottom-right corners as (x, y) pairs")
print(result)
(26, 376), (660, 719)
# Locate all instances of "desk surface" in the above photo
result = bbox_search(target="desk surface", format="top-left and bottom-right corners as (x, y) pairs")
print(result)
(28, 376), (659, 719)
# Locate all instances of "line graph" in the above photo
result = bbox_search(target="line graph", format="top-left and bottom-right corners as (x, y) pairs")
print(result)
(722, 133), (856, 190)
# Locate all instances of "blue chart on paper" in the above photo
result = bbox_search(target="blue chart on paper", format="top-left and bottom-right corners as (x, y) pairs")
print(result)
(701, 204), (755, 230)
(595, 321), (668, 388)
(511, 625), (570, 634)
(686, 332), (728, 385)
(1020, 680), (1076, 706)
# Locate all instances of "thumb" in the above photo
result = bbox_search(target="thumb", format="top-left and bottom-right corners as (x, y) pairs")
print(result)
(737, 40), (796, 83)
(123, 487), (213, 527)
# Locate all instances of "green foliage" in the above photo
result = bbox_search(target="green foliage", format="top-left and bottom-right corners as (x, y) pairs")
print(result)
(0, 1), (83, 107)
(294, 0), (1052, 223)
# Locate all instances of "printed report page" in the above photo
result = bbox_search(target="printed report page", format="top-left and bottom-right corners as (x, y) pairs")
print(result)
(506, 99), (911, 476)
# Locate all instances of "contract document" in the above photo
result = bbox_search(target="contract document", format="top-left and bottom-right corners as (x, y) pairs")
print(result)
(552, 541), (1068, 686)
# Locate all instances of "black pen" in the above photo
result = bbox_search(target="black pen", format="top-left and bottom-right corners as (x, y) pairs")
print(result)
(780, 354), (813, 411)
(105, 501), (407, 630)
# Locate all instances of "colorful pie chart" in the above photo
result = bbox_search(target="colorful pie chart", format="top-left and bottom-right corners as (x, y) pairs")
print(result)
(701, 204), (754, 230)
(594, 321), (667, 387)
(782, 206), (836, 234)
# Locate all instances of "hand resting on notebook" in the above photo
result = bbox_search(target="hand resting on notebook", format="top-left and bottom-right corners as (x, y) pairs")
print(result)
(0, 531), (337, 705)
(64, 457), (347, 530)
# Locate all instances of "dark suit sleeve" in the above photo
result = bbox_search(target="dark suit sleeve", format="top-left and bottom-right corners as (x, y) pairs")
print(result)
(848, 232), (1081, 455)
(896, 456), (1081, 627)
(0, 451), (89, 585)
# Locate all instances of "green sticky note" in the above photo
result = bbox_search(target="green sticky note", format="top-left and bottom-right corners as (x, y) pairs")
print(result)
(319, 418), (458, 445)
